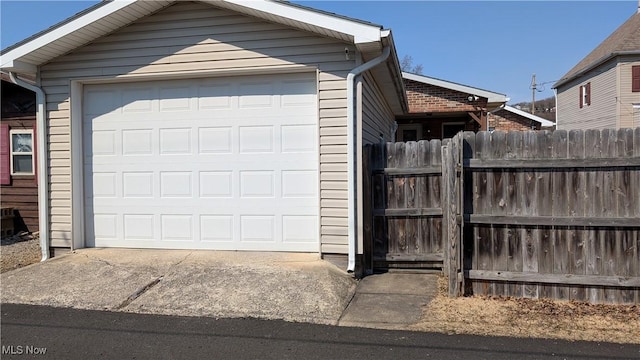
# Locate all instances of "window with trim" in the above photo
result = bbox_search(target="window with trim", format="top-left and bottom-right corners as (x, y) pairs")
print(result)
(632, 66), (640, 92)
(10, 129), (34, 175)
(579, 82), (591, 108)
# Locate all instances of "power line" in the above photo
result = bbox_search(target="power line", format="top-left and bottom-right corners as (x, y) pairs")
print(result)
(529, 75), (561, 113)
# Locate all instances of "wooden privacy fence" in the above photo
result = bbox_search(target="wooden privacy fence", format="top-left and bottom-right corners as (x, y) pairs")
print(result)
(366, 140), (447, 269)
(364, 127), (640, 305)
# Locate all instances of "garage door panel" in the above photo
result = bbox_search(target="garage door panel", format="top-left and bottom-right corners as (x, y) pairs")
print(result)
(198, 127), (232, 153)
(84, 74), (318, 251)
(283, 215), (318, 244)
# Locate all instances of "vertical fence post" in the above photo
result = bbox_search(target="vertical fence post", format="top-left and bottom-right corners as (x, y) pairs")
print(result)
(442, 143), (450, 279)
(444, 133), (462, 296)
(457, 132), (465, 295)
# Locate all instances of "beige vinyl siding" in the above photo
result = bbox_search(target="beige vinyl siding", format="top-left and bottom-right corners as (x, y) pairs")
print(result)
(616, 57), (640, 128)
(556, 59), (617, 130)
(319, 71), (348, 252)
(361, 71), (395, 144)
(40, 1), (355, 251)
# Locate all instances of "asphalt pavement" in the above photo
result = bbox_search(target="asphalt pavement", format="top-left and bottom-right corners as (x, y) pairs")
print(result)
(2, 304), (638, 360)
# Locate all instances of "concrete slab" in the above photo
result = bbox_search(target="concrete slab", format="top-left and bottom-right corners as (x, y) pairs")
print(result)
(356, 273), (438, 295)
(124, 251), (356, 324)
(0, 249), (171, 310)
(0, 249), (357, 325)
(338, 293), (427, 325)
(338, 272), (439, 329)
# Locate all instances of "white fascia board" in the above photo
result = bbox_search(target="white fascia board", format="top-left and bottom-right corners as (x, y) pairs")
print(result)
(503, 105), (555, 127)
(1, 0), (136, 68)
(224, 0), (383, 43)
(0, 60), (37, 74)
(402, 72), (508, 103)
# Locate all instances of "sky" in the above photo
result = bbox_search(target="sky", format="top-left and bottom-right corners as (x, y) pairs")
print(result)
(0, 1), (636, 104)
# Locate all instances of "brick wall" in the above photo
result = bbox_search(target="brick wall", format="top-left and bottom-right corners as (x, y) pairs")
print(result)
(487, 108), (540, 131)
(404, 79), (488, 113)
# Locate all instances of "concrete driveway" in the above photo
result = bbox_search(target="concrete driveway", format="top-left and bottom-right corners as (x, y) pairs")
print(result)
(0, 249), (356, 325)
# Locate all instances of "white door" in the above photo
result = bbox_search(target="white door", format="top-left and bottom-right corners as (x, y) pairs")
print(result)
(83, 73), (319, 251)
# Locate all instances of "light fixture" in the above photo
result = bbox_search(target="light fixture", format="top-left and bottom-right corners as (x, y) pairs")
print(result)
(467, 95), (478, 102)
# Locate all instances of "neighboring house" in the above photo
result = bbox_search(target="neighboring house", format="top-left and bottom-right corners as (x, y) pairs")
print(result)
(398, 72), (509, 141)
(488, 105), (555, 131)
(0, 74), (38, 234)
(0, 0), (406, 271)
(553, 9), (640, 130)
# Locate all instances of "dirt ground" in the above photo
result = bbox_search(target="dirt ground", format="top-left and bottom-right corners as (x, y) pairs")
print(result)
(2, 240), (638, 344)
(411, 275), (640, 344)
(1, 232), (41, 273)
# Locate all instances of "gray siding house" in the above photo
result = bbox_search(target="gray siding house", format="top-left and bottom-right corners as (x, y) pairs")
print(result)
(554, 10), (640, 130)
(0, 0), (406, 272)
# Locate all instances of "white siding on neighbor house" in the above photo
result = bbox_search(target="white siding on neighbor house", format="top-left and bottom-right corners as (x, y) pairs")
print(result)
(40, 1), (357, 252)
(616, 57), (640, 129)
(556, 59), (617, 130)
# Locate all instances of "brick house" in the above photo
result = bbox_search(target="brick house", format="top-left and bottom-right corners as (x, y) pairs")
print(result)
(488, 105), (555, 131)
(398, 72), (508, 141)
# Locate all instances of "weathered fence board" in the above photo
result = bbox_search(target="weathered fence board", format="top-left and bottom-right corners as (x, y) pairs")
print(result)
(443, 135), (462, 296)
(461, 128), (640, 304)
(363, 127), (639, 304)
(369, 139), (445, 269)
(584, 129), (603, 302)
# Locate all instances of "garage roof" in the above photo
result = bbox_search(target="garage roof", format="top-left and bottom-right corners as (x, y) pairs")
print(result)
(1, 0), (390, 75)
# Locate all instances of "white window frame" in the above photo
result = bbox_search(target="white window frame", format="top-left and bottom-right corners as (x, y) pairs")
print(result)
(633, 104), (640, 127)
(397, 123), (422, 142)
(9, 129), (34, 175)
(581, 84), (589, 107)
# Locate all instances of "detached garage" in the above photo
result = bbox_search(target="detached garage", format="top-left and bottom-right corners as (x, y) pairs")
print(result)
(0, 0), (406, 271)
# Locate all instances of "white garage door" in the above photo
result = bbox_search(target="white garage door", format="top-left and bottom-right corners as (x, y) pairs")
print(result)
(83, 73), (318, 251)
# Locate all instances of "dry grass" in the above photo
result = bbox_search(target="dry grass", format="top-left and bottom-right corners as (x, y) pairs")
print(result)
(410, 276), (640, 344)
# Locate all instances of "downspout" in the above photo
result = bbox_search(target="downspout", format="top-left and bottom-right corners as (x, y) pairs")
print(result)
(9, 71), (49, 261)
(346, 45), (391, 273)
(553, 88), (558, 129)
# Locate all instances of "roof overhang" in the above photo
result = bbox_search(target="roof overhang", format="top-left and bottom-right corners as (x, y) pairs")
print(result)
(502, 105), (555, 127)
(402, 72), (509, 106)
(1, 0), (388, 76)
(553, 51), (640, 89)
(364, 30), (407, 115)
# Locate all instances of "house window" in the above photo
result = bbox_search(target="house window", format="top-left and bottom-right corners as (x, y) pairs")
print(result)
(579, 82), (591, 108)
(396, 123), (423, 142)
(10, 129), (34, 175)
(632, 66), (640, 92)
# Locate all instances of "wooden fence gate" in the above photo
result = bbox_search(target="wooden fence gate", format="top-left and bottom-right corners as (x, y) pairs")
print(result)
(366, 139), (448, 270)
